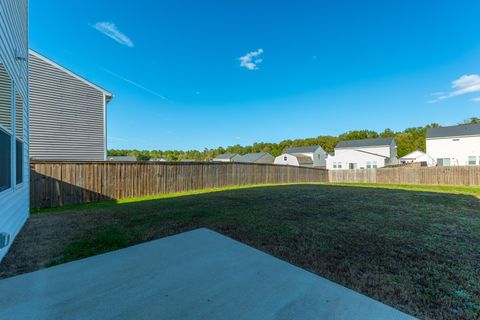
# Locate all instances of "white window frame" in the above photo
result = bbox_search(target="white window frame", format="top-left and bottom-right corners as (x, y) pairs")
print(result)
(366, 161), (371, 169)
(333, 162), (337, 169)
(372, 161), (378, 169)
(14, 89), (24, 189)
(0, 60), (13, 195)
(338, 162), (342, 169)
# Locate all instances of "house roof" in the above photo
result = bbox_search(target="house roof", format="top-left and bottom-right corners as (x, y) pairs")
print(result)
(108, 156), (137, 161)
(213, 153), (239, 160)
(237, 152), (271, 163)
(285, 146), (323, 154)
(399, 150), (427, 160)
(29, 49), (113, 100)
(336, 137), (394, 149)
(295, 155), (313, 165)
(426, 123), (480, 139)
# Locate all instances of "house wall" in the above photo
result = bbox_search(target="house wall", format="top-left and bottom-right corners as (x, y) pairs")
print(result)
(291, 148), (327, 167)
(427, 136), (480, 166)
(274, 153), (300, 166)
(0, 0), (29, 262)
(326, 146), (391, 170)
(29, 51), (108, 161)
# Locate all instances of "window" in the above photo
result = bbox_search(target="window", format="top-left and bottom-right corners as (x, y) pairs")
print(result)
(284, 156), (287, 161)
(15, 91), (23, 184)
(349, 163), (357, 170)
(437, 158), (451, 167)
(333, 162), (337, 169)
(468, 156), (477, 166)
(338, 162), (342, 169)
(318, 154), (321, 159)
(0, 62), (12, 192)
(372, 161), (378, 168)
(366, 161), (371, 169)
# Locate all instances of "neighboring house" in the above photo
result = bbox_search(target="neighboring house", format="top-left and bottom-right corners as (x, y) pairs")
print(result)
(274, 153), (313, 167)
(0, 0), (29, 261)
(399, 150), (434, 166)
(212, 153), (241, 162)
(29, 50), (113, 161)
(327, 137), (398, 170)
(426, 123), (480, 166)
(285, 146), (327, 168)
(237, 152), (274, 164)
(149, 158), (167, 162)
(108, 156), (137, 162)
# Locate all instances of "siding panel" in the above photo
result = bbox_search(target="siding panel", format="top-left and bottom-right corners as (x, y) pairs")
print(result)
(29, 52), (108, 161)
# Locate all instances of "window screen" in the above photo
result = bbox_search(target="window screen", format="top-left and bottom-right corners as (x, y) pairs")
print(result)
(0, 128), (11, 191)
(16, 138), (22, 184)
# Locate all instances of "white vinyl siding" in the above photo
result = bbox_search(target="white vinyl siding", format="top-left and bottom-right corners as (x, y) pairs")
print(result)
(0, 0), (29, 262)
(29, 52), (108, 160)
(0, 63), (11, 131)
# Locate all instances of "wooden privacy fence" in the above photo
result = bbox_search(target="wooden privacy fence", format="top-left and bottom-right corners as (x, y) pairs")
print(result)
(329, 166), (480, 185)
(30, 161), (329, 209)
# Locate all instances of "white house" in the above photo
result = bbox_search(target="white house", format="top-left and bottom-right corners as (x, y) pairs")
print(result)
(274, 153), (313, 167)
(284, 146), (327, 168)
(212, 153), (241, 162)
(29, 50), (113, 161)
(0, 0), (29, 261)
(237, 152), (274, 164)
(426, 123), (480, 166)
(327, 137), (398, 170)
(399, 150), (434, 166)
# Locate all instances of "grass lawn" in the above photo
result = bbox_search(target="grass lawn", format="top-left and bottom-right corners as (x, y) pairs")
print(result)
(1, 184), (479, 319)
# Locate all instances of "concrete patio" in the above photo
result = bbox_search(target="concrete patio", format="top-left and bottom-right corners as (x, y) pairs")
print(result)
(0, 228), (415, 320)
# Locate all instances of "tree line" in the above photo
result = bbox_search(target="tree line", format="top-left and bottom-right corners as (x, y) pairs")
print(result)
(108, 118), (479, 161)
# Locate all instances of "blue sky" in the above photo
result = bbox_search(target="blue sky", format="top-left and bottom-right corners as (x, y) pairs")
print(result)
(30, 0), (480, 150)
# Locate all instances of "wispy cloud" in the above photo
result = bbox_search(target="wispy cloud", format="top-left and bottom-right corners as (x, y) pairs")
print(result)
(94, 22), (134, 48)
(428, 74), (480, 103)
(239, 49), (264, 70)
(98, 66), (168, 100)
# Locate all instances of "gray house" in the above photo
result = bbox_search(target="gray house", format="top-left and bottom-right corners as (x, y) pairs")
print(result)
(212, 153), (241, 162)
(29, 50), (113, 161)
(237, 152), (274, 164)
(0, 0), (29, 261)
(285, 145), (327, 168)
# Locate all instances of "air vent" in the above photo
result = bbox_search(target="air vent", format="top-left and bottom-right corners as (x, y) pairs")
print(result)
(0, 232), (10, 249)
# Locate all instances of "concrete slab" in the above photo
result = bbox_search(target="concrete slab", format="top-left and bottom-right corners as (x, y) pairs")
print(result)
(0, 228), (416, 320)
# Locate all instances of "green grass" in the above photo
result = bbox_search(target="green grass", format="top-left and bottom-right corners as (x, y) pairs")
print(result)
(31, 182), (480, 215)
(4, 183), (480, 319)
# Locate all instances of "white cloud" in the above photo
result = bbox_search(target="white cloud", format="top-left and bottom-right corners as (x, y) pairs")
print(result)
(94, 22), (134, 48)
(429, 74), (480, 103)
(239, 49), (264, 70)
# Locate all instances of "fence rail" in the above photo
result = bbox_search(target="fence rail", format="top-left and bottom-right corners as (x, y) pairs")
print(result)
(30, 161), (328, 209)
